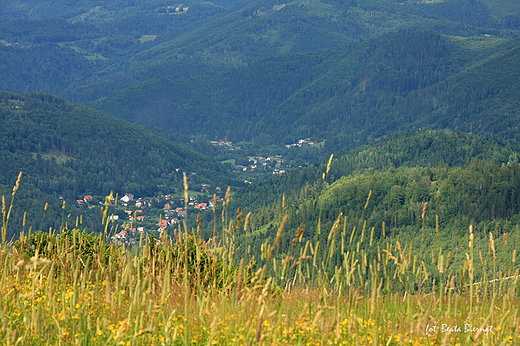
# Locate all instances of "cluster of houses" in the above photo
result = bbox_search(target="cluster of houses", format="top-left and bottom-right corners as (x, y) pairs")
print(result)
(235, 156), (273, 171)
(285, 139), (316, 148)
(77, 195), (93, 205)
(271, 168), (286, 176)
(105, 192), (218, 244)
(210, 140), (233, 149)
(158, 5), (189, 14)
(120, 193), (154, 208)
(234, 156), (286, 176)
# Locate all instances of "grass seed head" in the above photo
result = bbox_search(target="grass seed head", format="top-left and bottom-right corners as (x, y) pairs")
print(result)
(183, 172), (189, 203)
(489, 232), (496, 260)
(225, 186), (231, 205)
(364, 190), (372, 210)
(268, 215), (288, 260)
(244, 212), (251, 231)
(326, 154), (334, 175)
(12, 171), (22, 195)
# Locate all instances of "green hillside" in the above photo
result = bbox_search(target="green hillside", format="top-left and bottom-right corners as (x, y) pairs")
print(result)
(0, 0), (239, 95)
(235, 129), (520, 209)
(0, 90), (241, 238)
(3, 0), (519, 102)
(227, 130), (520, 272)
(91, 32), (520, 152)
(64, 0), (520, 102)
(3, 1), (520, 154)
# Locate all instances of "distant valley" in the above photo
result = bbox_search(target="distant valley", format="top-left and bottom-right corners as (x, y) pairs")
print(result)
(1, 0), (520, 245)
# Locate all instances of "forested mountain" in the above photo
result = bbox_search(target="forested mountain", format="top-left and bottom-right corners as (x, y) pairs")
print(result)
(0, 90), (240, 239)
(3, 0), (520, 140)
(92, 31), (520, 151)
(0, 0), (246, 95)
(3, 0), (520, 255)
(227, 130), (520, 270)
(1, 0), (249, 20)
(64, 0), (520, 103)
(235, 159), (520, 273)
(0, 90), (239, 197)
(235, 130), (520, 210)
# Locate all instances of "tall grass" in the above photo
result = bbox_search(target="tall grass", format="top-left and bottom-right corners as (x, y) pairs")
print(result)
(0, 172), (519, 345)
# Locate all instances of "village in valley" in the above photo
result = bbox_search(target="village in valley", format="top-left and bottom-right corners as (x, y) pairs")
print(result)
(78, 187), (222, 245)
(211, 138), (321, 179)
(74, 138), (320, 245)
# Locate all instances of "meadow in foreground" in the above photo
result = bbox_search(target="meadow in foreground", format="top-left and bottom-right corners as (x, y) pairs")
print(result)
(1, 172), (519, 345)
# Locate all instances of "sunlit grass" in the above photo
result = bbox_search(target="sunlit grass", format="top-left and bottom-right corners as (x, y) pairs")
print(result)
(1, 171), (519, 345)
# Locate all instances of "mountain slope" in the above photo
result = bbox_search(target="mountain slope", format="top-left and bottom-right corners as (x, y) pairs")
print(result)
(92, 32), (520, 150)
(0, 90), (240, 200)
(0, 89), (246, 240)
(62, 0), (520, 103)
(227, 130), (520, 268)
(234, 129), (520, 212)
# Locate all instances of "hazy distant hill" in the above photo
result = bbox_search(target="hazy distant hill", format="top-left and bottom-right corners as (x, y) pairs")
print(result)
(92, 32), (520, 152)
(3, 0), (519, 101)
(0, 0), (246, 95)
(63, 0), (520, 102)
(3, 1), (520, 192)
(0, 90), (239, 200)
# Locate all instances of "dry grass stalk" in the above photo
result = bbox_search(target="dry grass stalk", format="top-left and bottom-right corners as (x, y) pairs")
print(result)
(421, 202), (428, 220)
(244, 212), (252, 231)
(489, 232), (496, 260)
(183, 172), (189, 203)
(236, 207), (242, 225)
(292, 223), (304, 247)
(225, 186), (231, 205)
(268, 215), (288, 260)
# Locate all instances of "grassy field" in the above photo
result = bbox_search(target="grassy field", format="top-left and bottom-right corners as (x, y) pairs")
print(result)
(1, 173), (519, 345)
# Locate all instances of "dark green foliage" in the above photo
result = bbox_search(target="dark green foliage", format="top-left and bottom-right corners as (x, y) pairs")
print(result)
(0, 43), (95, 95)
(2, 0), (520, 158)
(14, 229), (108, 269)
(236, 129), (520, 210)
(91, 31), (520, 154)
(0, 91), (237, 197)
(0, 90), (242, 239)
(170, 234), (228, 288)
(235, 160), (520, 281)
(229, 130), (520, 276)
